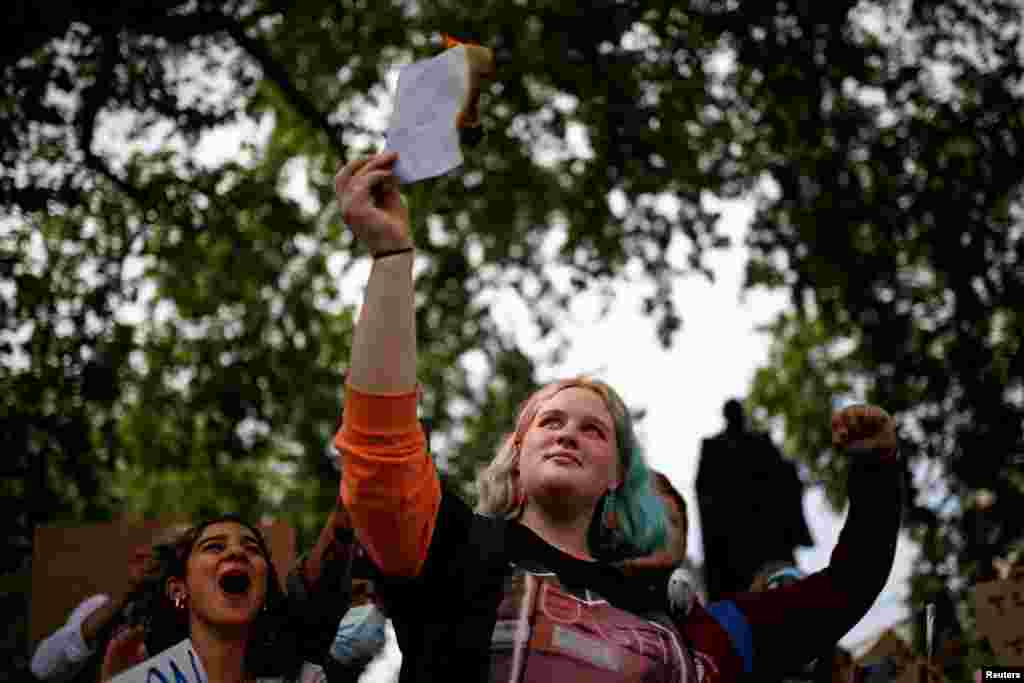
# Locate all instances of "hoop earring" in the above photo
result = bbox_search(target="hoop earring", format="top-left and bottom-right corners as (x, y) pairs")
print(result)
(174, 593), (187, 610)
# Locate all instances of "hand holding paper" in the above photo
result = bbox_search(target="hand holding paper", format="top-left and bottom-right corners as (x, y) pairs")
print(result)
(386, 38), (495, 184)
(335, 152), (411, 256)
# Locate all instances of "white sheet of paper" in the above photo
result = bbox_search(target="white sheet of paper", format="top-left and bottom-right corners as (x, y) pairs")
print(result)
(109, 638), (207, 683)
(386, 46), (468, 184)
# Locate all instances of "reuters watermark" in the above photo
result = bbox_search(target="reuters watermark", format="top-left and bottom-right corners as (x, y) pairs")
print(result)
(977, 668), (1024, 681)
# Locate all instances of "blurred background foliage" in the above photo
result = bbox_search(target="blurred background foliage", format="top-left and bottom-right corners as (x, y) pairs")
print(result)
(3, 0), (1023, 677)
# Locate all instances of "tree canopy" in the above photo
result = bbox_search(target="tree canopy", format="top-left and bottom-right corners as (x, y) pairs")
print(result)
(743, 0), (1024, 671)
(3, 0), (1023, 675)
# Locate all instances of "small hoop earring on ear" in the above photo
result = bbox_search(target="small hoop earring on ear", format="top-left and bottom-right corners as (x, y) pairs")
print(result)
(174, 593), (187, 610)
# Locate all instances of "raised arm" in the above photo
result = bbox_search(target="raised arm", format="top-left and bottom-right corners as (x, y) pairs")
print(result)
(332, 152), (441, 578)
(339, 153), (417, 394)
(707, 405), (903, 676)
(31, 594), (112, 682)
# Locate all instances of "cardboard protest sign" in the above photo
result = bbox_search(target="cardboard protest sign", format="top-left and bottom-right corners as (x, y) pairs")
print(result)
(855, 629), (915, 683)
(973, 567), (1024, 666)
(108, 639), (205, 683)
(30, 519), (295, 647)
(893, 658), (946, 683)
(860, 629), (915, 665)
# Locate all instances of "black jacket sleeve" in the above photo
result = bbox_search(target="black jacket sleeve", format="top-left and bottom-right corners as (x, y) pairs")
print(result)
(730, 455), (904, 677)
(284, 526), (358, 665)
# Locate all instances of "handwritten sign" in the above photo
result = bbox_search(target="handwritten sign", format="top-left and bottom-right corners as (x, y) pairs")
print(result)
(108, 639), (205, 683)
(973, 568), (1024, 666)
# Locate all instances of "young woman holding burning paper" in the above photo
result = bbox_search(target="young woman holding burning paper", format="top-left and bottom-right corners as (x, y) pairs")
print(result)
(331, 149), (904, 683)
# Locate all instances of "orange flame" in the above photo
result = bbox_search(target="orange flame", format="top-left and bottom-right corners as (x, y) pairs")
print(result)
(442, 33), (478, 49)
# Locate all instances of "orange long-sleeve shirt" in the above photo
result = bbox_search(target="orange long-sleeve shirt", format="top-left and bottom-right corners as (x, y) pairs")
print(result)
(335, 386), (440, 577)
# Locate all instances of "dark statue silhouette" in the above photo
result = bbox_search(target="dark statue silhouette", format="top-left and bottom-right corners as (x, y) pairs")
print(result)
(696, 399), (814, 601)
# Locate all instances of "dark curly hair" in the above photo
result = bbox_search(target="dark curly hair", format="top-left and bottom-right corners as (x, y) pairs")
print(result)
(124, 514), (304, 680)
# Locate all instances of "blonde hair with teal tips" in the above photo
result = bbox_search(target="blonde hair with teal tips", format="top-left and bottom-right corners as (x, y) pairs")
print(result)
(476, 377), (666, 558)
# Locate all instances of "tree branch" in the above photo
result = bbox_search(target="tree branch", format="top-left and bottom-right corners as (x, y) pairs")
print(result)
(75, 31), (146, 206)
(224, 22), (348, 159)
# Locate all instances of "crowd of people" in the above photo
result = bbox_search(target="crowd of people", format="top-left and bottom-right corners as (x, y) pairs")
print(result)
(30, 150), (904, 683)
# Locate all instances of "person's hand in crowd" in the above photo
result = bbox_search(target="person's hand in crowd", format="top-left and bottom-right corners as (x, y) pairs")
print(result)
(831, 404), (899, 464)
(335, 152), (412, 256)
(99, 625), (148, 681)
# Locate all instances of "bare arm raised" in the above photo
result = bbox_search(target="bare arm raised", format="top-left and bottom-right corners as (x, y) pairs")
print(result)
(334, 152), (441, 578)
(336, 151), (416, 394)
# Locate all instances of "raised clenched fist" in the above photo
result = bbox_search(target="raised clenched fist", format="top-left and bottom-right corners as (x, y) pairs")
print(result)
(830, 404), (899, 463)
